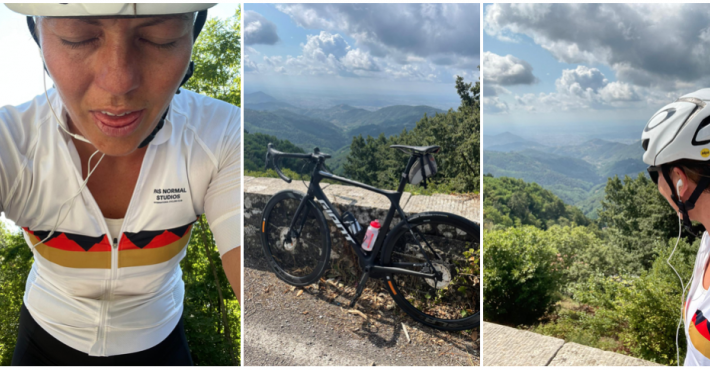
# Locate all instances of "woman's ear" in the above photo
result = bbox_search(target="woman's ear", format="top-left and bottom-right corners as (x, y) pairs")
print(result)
(672, 166), (690, 199)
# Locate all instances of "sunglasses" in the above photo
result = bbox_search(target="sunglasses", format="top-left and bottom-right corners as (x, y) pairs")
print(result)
(647, 165), (662, 185)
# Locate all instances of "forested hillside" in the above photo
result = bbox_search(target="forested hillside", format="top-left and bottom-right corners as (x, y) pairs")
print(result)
(483, 133), (645, 217)
(483, 171), (704, 365)
(246, 76), (480, 195)
(343, 76), (480, 193)
(483, 176), (589, 229)
(244, 91), (445, 155)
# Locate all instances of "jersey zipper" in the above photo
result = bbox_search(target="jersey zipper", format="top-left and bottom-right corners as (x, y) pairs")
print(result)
(97, 148), (152, 355)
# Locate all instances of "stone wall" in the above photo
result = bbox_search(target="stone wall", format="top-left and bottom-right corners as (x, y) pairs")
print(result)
(244, 176), (480, 273)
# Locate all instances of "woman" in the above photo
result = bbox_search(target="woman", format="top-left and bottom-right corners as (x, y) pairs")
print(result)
(0, 3), (240, 365)
(643, 89), (710, 365)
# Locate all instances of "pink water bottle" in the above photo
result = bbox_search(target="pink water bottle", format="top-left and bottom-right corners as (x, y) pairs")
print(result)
(361, 220), (381, 251)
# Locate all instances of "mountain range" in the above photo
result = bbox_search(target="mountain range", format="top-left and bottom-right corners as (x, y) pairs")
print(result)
(244, 92), (446, 164)
(484, 132), (646, 217)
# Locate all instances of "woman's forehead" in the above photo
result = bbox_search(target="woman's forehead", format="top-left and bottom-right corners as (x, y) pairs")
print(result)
(40, 14), (194, 28)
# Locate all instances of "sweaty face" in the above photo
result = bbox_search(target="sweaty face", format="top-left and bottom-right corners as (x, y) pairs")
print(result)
(38, 15), (194, 156)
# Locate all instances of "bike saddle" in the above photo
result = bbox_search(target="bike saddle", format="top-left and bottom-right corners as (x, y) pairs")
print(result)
(389, 145), (441, 154)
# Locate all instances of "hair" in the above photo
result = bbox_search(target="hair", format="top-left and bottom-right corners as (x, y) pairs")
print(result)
(667, 159), (710, 193)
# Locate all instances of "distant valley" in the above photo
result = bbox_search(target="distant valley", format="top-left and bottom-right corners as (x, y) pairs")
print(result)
(245, 92), (446, 172)
(483, 132), (646, 218)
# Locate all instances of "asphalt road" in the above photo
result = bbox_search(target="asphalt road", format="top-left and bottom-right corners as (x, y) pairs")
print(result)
(243, 263), (480, 366)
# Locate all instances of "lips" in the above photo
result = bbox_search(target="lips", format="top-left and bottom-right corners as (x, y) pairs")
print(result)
(91, 109), (145, 138)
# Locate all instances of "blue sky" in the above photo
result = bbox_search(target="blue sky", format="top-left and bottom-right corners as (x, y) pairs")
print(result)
(482, 4), (710, 138)
(244, 3), (480, 110)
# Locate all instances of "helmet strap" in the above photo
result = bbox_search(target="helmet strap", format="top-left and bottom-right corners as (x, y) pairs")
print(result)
(137, 108), (168, 149)
(27, 9), (208, 149)
(661, 165), (710, 236)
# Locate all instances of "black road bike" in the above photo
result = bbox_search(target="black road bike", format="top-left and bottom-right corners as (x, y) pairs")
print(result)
(261, 143), (480, 331)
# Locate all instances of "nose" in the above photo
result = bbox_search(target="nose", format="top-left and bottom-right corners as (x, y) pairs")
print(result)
(94, 37), (140, 96)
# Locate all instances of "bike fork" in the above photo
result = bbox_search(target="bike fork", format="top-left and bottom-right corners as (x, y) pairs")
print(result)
(349, 269), (371, 307)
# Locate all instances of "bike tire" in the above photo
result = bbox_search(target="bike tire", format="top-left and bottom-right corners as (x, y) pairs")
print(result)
(381, 212), (480, 331)
(261, 190), (331, 286)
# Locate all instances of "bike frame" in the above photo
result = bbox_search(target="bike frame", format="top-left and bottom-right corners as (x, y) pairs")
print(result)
(285, 155), (437, 280)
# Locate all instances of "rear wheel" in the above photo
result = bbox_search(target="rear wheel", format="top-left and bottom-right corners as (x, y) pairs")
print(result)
(381, 212), (480, 331)
(261, 190), (330, 286)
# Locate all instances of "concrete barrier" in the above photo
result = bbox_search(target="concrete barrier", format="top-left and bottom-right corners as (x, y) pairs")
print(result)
(482, 322), (661, 366)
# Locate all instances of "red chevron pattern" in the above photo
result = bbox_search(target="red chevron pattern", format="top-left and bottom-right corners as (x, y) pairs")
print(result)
(23, 228), (111, 252)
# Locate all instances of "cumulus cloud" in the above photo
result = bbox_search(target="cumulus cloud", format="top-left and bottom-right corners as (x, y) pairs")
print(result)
(276, 3), (479, 69)
(484, 4), (710, 91)
(511, 66), (640, 112)
(246, 4), (480, 85)
(483, 96), (509, 114)
(248, 30), (381, 78)
(482, 52), (536, 86)
(341, 49), (380, 71)
(302, 32), (350, 60)
(245, 11), (280, 45)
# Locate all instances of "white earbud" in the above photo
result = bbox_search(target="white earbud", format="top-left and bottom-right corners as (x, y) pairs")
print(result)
(32, 44), (105, 249)
(39, 46), (92, 145)
(677, 179), (684, 194)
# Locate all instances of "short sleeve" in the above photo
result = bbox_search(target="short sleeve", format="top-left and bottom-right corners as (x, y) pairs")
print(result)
(0, 103), (36, 221)
(204, 107), (241, 257)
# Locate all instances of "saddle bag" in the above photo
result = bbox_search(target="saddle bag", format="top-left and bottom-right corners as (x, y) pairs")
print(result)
(408, 154), (437, 186)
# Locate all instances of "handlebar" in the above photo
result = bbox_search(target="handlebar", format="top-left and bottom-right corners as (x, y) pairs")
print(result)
(265, 143), (331, 183)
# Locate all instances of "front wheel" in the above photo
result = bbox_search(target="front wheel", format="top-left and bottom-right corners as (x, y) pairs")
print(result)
(381, 212), (480, 331)
(261, 190), (331, 286)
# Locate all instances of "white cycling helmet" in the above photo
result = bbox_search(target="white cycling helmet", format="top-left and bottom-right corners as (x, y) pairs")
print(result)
(5, 3), (217, 148)
(642, 89), (710, 233)
(5, 3), (216, 17)
(642, 89), (710, 166)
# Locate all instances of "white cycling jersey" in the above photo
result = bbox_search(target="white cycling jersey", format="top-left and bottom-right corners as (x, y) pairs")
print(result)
(0, 88), (241, 357)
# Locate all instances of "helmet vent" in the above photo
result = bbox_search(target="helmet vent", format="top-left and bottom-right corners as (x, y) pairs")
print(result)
(642, 139), (649, 151)
(644, 109), (675, 132)
(693, 115), (710, 145)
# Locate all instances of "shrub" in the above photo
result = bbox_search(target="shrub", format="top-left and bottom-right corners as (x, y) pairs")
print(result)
(483, 226), (563, 325)
(571, 237), (698, 365)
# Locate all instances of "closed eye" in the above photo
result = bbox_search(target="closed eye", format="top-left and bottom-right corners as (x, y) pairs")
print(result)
(61, 38), (99, 49)
(140, 38), (178, 50)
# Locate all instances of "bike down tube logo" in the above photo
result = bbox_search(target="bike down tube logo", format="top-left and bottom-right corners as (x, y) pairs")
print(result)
(317, 200), (356, 244)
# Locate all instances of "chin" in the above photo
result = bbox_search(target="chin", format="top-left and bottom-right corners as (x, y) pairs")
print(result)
(92, 139), (144, 157)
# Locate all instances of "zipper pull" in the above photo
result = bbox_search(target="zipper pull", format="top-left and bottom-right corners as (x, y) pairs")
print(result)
(113, 238), (118, 249)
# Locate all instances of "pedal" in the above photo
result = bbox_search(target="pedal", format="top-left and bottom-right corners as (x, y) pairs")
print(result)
(349, 271), (370, 307)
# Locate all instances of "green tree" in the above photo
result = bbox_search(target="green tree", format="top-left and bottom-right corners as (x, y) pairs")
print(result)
(343, 74), (481, 194)
(598, 173), (692, 272)
(183, 8), (241, 107)
(179, 8), (242, 365)
(483, 226), (563, 325)
(0, 226), (33, 365)
(181, 216), (240, 365)
(483, 175), (590, 230)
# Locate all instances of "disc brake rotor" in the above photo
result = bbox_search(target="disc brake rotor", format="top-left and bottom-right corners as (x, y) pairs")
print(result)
(423, 262), (451, 289)
(279, 227), (297, 252)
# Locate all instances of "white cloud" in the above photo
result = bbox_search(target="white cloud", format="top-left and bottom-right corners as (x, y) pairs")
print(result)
(247, 4), (481, 85)
(483, 96), (509, 114)
(244, 11), (280, 45)
(508, 66), (641, 113)
(482, 52), (536, 86)
(484, 4), (710, 91)
(341, 49), (379, 71)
